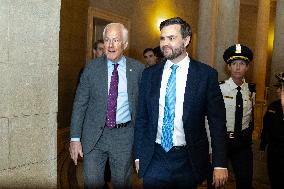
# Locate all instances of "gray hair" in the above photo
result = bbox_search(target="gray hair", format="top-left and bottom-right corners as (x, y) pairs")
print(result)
(103, 23), (128, 43)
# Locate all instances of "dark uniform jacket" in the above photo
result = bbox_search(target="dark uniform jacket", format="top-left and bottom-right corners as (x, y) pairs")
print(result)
(260, 100), (284, 151)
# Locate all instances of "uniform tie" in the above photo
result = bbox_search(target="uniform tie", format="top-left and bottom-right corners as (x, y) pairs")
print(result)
(235, 86), (243, 134)
(161, 64), (178, 152)
(106, 64), (119, 128)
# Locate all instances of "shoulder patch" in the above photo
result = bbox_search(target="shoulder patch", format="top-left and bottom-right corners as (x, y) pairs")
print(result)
(219, 81), (225, 85)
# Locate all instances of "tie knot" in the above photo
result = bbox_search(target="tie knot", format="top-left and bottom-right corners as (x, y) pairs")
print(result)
(170, 64), (178, 71)
(237, 86), (241, 91)
(113, 63), (119, 69)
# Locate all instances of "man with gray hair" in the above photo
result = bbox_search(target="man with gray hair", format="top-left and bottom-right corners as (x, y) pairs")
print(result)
(69, 23), (144, 189)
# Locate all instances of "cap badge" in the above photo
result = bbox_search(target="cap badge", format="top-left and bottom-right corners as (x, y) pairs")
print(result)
(235, 44), (242, 54)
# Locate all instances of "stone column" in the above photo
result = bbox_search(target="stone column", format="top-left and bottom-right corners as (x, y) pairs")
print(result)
(269, 0), (284, 102)
(215, 0), (240, 80)
(196, 0), (218, 67)
(252, 0), (270, 138)
(0, 0), (60, 188)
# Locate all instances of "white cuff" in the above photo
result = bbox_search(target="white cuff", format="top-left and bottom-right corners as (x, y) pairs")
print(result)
(70, 138), (80, 142)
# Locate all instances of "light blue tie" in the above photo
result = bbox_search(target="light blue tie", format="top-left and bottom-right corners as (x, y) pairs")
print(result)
(161, 64), (178, 152)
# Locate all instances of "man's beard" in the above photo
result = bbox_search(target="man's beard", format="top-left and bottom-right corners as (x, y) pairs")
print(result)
(162, 44), (185, 60)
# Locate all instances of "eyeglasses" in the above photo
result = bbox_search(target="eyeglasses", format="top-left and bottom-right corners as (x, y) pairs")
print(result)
(104, 38), (122, 45)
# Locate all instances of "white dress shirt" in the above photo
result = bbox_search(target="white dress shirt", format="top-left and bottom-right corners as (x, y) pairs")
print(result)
(71, 56), (130, 142)
(155, 55), (190, 146)
(219, 77), (255, 132)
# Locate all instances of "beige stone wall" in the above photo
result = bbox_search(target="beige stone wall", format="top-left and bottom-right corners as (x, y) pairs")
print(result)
(58, 0), (88, 128)
(0, 0), (60, 188)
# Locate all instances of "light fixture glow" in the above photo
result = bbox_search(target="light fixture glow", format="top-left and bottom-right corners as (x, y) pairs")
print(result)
(157, 18), (165, 30)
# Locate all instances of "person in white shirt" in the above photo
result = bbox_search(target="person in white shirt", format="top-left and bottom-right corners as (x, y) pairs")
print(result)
(134, 17), (228, 189)
(220, 44), (255, 189)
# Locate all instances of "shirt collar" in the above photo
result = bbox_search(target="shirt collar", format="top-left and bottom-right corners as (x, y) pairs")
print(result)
(228, 77), (246, 90)
(107, 56), (126, 68)
(165, 53), (190, 70)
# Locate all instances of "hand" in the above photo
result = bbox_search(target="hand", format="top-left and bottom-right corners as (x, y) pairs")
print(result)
(135, 160), (139, 173)
(69, 141), (83, 165)
(212, 168), (228, 188)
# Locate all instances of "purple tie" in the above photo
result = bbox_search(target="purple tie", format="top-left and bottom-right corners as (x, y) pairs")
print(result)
(106, 63), (119, 128)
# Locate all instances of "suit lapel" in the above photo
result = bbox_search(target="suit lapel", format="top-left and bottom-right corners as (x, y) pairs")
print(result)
(150, 63), (165, 126)
(126, 57), (134, 112)
(149, 59), (199, 129)
(183, 60), (198, 123)
(96, 57), (108, 102)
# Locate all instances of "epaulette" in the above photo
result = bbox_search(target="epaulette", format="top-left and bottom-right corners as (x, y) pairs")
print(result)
(219, 81), (225, 85)
(268, 109), (276, 114)
(248, 83), (256, 93)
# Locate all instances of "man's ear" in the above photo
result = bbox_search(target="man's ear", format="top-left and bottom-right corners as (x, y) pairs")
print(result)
(184, 36), (191, 47)
(123, 41), (128, 50)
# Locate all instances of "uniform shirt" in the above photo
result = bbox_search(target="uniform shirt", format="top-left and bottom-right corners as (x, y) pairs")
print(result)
(219, 77), (255, 132)
(155, 55), (189, 146)
(71, 56), (130, 142)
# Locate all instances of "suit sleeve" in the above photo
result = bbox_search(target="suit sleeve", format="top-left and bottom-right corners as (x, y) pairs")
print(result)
(206, 70), (227, 168)
(70, 65), (91, 139)
(134, 69), (149, 160)
(260, 107), (270, 151)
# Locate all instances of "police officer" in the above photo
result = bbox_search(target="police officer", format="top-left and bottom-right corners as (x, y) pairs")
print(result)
(221, 44), (255, 189)
(260, 72), (284, 189)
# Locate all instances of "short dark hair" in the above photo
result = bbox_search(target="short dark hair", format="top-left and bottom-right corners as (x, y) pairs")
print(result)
(160, 17), (192, 39)
(93, 39), (104, 50)
(143, 48), (155, 56)
(153, 46), (164, 59)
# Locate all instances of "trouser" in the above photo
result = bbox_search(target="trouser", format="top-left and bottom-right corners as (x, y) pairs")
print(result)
(227, 132), (253, 189)
(83, 126), (134, 189)
(267, 145), (284, 189)
(206, 164), (214, 189)
(103, 158), (111, 189)
(143, 143), (198, 189)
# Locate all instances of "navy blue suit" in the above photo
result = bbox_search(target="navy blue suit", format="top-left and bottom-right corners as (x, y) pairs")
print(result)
(134, 58), (227, 186)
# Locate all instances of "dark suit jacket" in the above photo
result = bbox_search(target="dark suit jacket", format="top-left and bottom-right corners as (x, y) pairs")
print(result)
(70, 56), (144, 154)
(134, 58), (227, 183)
